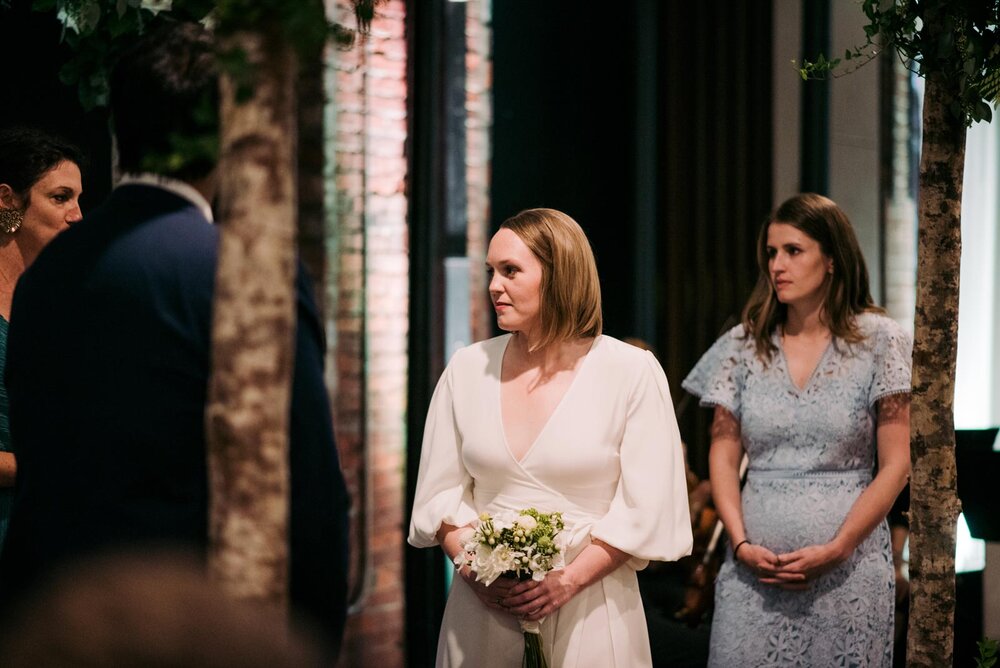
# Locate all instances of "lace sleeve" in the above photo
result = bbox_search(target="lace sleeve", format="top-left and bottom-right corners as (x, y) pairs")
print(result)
(869, 318), (912, 407)
(681, 326), (746, 420)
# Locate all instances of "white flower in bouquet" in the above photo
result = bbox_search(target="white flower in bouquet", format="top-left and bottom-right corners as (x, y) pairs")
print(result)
(491, 510), (516, 533)
(471, 542), (513, 585)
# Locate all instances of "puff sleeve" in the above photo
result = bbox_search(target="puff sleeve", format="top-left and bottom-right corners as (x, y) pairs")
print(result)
(407, 360), (479, 548)
(868, 317), (912, 407)
(590, 351), (693, 564)
(681, 325), (746, 419)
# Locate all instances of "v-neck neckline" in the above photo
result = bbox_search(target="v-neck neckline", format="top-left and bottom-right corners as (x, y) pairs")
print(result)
(776, 328), (834, 394)
(497, 335), (600, 465)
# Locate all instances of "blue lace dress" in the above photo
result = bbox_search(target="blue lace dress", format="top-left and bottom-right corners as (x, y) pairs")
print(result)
(682, 312), (911, 667)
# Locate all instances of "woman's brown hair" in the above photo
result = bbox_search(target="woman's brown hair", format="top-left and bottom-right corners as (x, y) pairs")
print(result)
(742, 193), (882, 360)
(500, 208), (602, 350)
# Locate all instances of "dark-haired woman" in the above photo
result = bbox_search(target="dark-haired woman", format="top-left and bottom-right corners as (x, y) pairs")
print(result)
(683, 193), (910, 666)
(0, 126), (84, 547)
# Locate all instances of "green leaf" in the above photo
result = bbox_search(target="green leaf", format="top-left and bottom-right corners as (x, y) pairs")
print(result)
(977, 650), (997, 668)
(78, 0), (101, 33)
(976, 101), (991, 121)
(938, 30), (954, 59)
(949, 100), (963, 120)
(58, 66), (78, 86)
(979, 68), (1000, 104)
(978, 637), (999, 661)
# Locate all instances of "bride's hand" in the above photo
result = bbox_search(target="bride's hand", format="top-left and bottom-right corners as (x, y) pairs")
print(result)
(457, 565), (519, 614)
(503, 570), (582, 622)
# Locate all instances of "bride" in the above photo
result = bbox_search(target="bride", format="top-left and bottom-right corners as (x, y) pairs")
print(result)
(408, 208), (693, 667)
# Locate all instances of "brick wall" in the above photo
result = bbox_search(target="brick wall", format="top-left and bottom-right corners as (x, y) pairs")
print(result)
(322, 1), (493, 663)
(466, 0), (494, 343)
(326, 1), (408, 665)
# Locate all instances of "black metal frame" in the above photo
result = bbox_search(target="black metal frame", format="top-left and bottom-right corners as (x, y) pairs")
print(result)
(404, 0), (467, 664)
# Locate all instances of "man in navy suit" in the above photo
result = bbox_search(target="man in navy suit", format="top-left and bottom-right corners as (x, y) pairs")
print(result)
(0, 20), (349, 653)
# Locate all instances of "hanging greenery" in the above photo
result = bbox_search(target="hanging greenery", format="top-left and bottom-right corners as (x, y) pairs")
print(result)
(24, 0), (380, 111)
(798, 0), (999, 125)
(20, 0), (383, 175)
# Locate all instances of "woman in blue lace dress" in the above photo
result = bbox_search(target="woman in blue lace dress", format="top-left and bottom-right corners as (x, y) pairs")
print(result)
(683, 193), (911, 667)
(0, 127), (84, 549)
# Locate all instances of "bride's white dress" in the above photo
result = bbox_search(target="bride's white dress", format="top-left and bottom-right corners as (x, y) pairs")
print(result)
(408, 334), (693, 667)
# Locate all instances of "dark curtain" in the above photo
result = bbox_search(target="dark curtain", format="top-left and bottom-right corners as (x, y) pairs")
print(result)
(491, 2), (638, 338)
(658, 2), (774, 477)
(490, 2), (773, 477)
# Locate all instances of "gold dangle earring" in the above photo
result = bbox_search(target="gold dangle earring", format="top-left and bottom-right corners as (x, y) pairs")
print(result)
(0, 208), (23, 234)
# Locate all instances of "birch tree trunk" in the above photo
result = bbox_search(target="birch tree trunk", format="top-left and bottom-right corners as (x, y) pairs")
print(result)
(906, 69), (967, 667)
(206, 28), (299, 608)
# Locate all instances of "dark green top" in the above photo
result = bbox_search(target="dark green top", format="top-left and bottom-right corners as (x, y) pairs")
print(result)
(0, 315), (11, 548)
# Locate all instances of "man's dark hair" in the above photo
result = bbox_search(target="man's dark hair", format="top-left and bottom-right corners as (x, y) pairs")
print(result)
(0, 126), (85, 202)
(110, 20), (219, 181)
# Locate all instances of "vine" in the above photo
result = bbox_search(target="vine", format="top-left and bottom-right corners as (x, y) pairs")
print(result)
(797, 0), (999, 125)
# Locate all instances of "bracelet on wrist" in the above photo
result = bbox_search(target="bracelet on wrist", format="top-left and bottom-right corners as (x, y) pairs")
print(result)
(733, 539), (751, 559)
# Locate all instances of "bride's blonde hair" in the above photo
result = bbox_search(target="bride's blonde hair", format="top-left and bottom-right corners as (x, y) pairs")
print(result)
(500, 208), (602, 351)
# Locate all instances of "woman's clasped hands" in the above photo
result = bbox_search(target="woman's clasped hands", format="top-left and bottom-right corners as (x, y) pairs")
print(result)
(460, 565), (582, 622)
(456, 563), (519, 613)
(503, 569), (581, 622)
(737, 541), (849, 590)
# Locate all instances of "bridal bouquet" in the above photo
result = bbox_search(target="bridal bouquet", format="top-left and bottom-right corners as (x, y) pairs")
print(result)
(454, 508), (566, 668)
